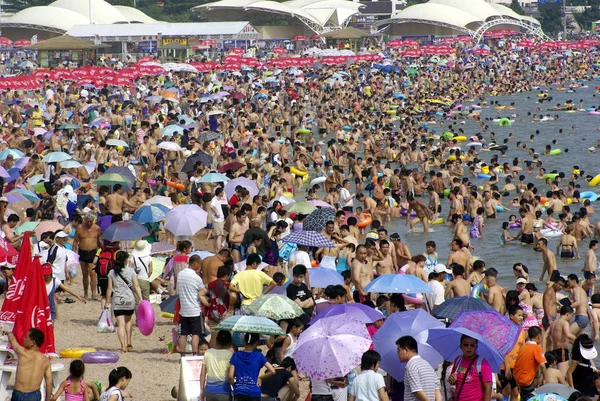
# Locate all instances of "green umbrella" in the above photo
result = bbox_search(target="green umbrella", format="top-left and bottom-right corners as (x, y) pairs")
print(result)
(14, 221), (39, 235)
(58, 124), (81, 130)
(215, 315), (285, 335)
(286, 201), (316, 214)
(248, 294), (304, 321)
(94, 173), (132, 187)
(407, 68), (418, 76)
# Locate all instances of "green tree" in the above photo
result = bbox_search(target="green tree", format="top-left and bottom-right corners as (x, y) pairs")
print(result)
(509, 0), (525, 15)
(573, 0), (600, 31)
(539, 8), (562, 36)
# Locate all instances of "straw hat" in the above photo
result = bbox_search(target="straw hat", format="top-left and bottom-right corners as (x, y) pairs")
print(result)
(131, 240), (151, 257)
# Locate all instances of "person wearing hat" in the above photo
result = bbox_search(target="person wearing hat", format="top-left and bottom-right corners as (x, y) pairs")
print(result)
(45, 231), (69, 294)
(423, 263), (450, 312)
(567, 333), (598, 396)
(131, 240), (153, 301)
(1, 261), (16, 295)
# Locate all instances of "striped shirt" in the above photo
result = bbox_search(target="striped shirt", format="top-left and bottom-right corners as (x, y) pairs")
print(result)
(404, 355), (439, 401)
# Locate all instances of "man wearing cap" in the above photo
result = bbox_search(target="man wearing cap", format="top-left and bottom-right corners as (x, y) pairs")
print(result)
(424, 264), (450, 312)
(1, 261), (16, 295)
(46, 231), (69, 284)
(73, 213), (102, 300)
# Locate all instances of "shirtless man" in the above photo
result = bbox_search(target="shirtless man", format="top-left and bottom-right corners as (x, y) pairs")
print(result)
(516, 207), (535, 246)
(228, 211), (247, 263)
(105, 184), (135, 222)
(72, 213), (102, 299)
(543, 276), (566, 329)
(390, 234), (411, 268)
(137, 136), (151, 166)
(485, 268), (505, 314)
(201, 249), (231, 285)
(584, 240), (599, 273)
(549, 305), (576, 376)
(6, 329), (52, 401)
(447, 239), (473, 276)
(444, 264), (471, 298)
(538, 238), (557, 284)
(372, 240), (394, 276)
(357, 193), (377, 216)
(567, 274), (590, 336)
(406, 193), (434, 234)
(351, 245), (373, 303)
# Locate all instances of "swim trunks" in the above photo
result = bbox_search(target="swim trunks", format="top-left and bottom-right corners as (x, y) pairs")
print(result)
(78, 248), (98, 264)
(521, 233), (534, 244)
(553, 348), (569, 363)
(575, 314), (589, 329)
(560, 251), (575, 259)
(541, 315), (556, 330)
(11, 389), (41, 401)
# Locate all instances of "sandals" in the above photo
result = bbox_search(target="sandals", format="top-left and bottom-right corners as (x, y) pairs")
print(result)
(127, 345), (133, 352)
(64, 298), (75, 304)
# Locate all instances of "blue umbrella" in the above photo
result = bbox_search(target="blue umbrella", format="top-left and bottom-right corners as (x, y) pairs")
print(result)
(42, 152), (72, 163)
(101, 221), (149, 242)
(373, 310), (445, 380)
(160, 295), (179, 314)
(131, 204), (170, 223)
(5, 168), (20, 183)
(304, 268), (343, 289)
(427, 327), (504, 372)
(162, 125), (182, 138)
(7, 189), (39, 202)
(364, 274), (432, 294)
(199, 172), (230, 183)
(281, 230), (334, 248)
(0, 149), (24, 161)
(432, 296), (494, 321)
(310, 303), (384, 325)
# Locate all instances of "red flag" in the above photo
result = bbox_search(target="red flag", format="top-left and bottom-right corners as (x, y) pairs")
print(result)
(8, 233), (55, 354)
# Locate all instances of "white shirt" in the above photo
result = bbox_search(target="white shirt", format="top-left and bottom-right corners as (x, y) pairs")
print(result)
(132, 255), (151, 281)
(210, 196), (225, 223)
(46, 245), (68, 282)
(289, 250), (311, 270)
(340, 187), (353, 207)
(349, 370), (386, 401)
(429, 279), (445, 306)
(33, 240), (49, 256)
(176, 268), (205, 317)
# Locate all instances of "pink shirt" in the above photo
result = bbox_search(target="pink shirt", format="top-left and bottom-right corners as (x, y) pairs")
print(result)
(453, 356), (492, 401)
(367, 325), (379, 350)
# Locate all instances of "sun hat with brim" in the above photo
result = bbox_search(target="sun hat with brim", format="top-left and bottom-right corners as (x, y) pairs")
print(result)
(131, 240), (151, 257)
(580, 338), (598, 360)
(1, 262), (15, 269)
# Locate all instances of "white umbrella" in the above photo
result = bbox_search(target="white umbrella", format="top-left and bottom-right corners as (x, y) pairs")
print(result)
(207, 110), (225, 116)
(164, 204), (208, 236)
(157, 142), (183, 152)
(142, 195), (173, 209)
(106, 139), (129, 148)
(60, 160), (82, 169)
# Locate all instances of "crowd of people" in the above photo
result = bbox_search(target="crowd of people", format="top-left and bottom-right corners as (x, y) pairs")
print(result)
(2, 31), (600, 401)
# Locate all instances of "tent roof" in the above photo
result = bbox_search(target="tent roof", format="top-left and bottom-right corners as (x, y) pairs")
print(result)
(321, 26), (374, 39)
(26, 35), (103, 50)
(67, 22), (257, 38)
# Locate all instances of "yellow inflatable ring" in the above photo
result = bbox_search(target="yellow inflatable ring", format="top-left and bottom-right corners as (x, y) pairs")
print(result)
(161, 312), (174, 319)
(453, 136), (467, 142)
(290, 167), (308, 177)
(386, 110), (397, 115)
(432, 218), (446, 225)
(283, 192), (294, 198)
(589, 174), (600, 187)
(60, 348), (97, 359)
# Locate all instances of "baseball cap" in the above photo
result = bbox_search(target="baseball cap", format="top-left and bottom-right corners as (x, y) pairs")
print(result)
(580, 337), (598, 360)
(55, 231), (68, 238)
(516, 277), (527, 285)
(433, 264), (451, 274)
(41, 263), (52, 276)
(0, 197), (7, 203)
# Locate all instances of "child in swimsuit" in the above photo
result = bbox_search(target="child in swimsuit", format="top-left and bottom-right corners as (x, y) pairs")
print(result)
(50, 360), (99, 401)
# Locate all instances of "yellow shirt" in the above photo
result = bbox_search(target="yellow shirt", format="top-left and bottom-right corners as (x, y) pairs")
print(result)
(204, 348), (233, 382)
(32, 109), (42, 126)
(502, 329), (527, 370)
(231, 269), (273, 305)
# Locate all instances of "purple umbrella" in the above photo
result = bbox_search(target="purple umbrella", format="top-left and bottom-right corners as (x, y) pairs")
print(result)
(0, 166), (10, 179)
(224, 177), (259, 200)
(373, 309), (445, 380)
(310, 303), (384, 325)
(13, 157), (29, 170)
(292, 315), (371, 380)
(307, 200), (335, 209)
(101, 221), (149, 242)
(449, 310), (521, 357)
(164, 204), (208, 236)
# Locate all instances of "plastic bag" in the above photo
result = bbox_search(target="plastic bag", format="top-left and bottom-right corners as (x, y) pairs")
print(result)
(97, 307), (115, 333)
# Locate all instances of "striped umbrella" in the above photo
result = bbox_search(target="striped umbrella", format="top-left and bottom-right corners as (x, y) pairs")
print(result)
(303, 207), (336, 232)
(282, 230), (334, 248)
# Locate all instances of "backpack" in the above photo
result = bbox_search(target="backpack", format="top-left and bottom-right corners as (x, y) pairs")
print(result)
(96, 248), (116, 277)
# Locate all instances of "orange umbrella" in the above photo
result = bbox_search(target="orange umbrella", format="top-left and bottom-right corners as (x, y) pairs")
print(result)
(34, 220), (64, 240)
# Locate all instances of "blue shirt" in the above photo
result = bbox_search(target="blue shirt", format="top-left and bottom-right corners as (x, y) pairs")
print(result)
(230, 350), (268, 397)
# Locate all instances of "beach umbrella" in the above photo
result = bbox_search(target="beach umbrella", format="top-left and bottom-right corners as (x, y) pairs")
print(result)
(286, 202), (315, 214)
(248, 294), (304, 321)
(307, 200), (335, 209)
(373, 310), (445, 380)
(0, 149), (24, 161)
(450, 310), (521, 357)
(218, 161), (245, 173)
(224, 177), (258, 200)
(131, 204), (170, 224)
(4, 233), (55, 354)
(303, 208), (336, 232)
(59, 160), (83, 169)
(0, 167), (10, 180)
(215, 315), (285, 335)
(364, 274), (432, 294)
(14, 221), (39, 235)
(268, 196), (295, 207)
(157, 142), (183, 152)
(5, 168), (20, 183)
(281, 230), (334, 248)
(197, 130), (221, 142)
(311, 303), (383, 325)
(234, 259), (269, 272)
(34, 221), (64, 240)
(151, 242), (176, 255)
(528, 394), (567, 401)
(94, 173), (132, 187)
(7, 189), (39, 202)
(104, 166), (136, 190)
(27, 174), (44, 186)
(427, 327), (504, 372)
(162, 125), (182, 138)
(160, 295), (179, 314)
(432, 296), (494, 321)
(42, 152), (72, 163)
(304, 268), (343, 289)
(57, 124), (81, 130)
(106, 139), (129, 148)
(533, 384), (576, 399)
(292, 315), (371, 380)
(101, 221), (149, 242)
(142, 195), (173, 209)
(182, 153), (212, 172)
(164, 204), (208, 236)
(199, 172), (229, 183)
(0, 237), (18, 265)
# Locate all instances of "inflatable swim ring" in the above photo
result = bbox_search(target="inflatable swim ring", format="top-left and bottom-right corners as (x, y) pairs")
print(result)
(432, 218), (446, 225)
(290, 167), (308, 177)
(548, 149), (561, 156)
(470, 282), (488, 298)
(356, 214), (373, 229)
(443, 189), (450, 197)
(497, 118), (512, 127)
(297, 128), (311, 134)
(496, 205), (505, 213)
(161, 311), (174, 319)
(453, 136), (467, 142)
(541, 228), (562, 238)
(137, 300), (155, 336)
(82, 352), (120, 364)
(166, 181), (185, 191)
(589, 174), (600, 187)
(283, 192), (294, 198)
(477, 173), (491, 180)
(60, 348), (97, 359)
(543, 173), (559, 180)
(580, 191), (599, 202)
(509, 223), (521, 229)
(309, 177), (327, 187)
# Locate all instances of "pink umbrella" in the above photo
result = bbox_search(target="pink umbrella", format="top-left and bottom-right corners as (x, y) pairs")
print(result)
(307, 200), (335, 209)
(224, 177), (259, 200)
